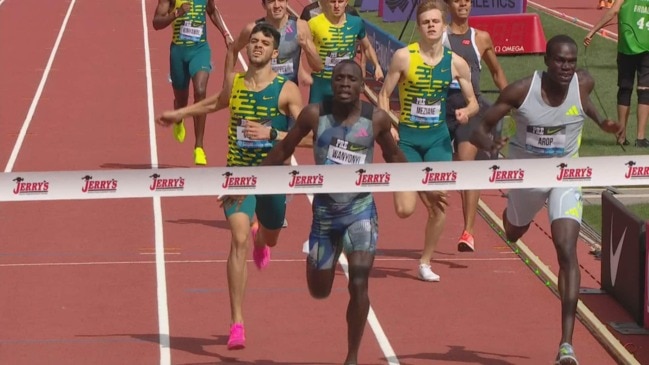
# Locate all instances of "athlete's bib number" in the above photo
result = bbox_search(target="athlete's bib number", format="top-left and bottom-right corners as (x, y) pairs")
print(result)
(326, 138), (367, 165)
(324, 52), (350, 70)
(271, 59), (294, 76)
(236, 119), (273, 149)
(525, 125), (566, 155)
(410, 97), (441, 124)
(180, 21), (204, 42)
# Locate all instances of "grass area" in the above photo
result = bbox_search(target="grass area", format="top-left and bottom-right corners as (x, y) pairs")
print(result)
(358, 7), (649, 233)
(583, 202), (649, 235)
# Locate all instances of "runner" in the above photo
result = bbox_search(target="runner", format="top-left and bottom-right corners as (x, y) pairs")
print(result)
(472, 35), (622, 365)
(152, 0), (231, 165)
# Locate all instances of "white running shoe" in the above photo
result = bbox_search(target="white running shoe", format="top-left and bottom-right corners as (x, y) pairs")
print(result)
(418, 264), (440, 282)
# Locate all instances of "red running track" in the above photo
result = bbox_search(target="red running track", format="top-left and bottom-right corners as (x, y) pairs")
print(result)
(0, 0), (636, 363)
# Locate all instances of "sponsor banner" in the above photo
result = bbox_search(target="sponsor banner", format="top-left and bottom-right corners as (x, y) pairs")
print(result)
(601, 191), (647, 327)
(468, 13), (546, 55)
(380, 0), (416, 22)
(470, 0), (527, 16)
(364, 18), (404, 77)
(646, 224), (649, 329)
(0, 155), (648, 201)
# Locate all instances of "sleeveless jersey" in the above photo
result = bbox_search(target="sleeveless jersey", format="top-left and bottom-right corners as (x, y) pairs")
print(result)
(398, 43), (453, 129)
(299, 2), (360, 21)
(308, 13), (366, 80)
(227, 74), (289, 167)
(256, 16), (301, 83)
(171, 0), (208, 46)
(509, 71), (586, 159)
(618, 0), (649, 55)
(442, 27), (481, 95)
(314, 100), (375, 203)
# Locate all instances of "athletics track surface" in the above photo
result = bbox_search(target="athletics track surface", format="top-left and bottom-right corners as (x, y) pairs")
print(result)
(0, 0), (643, 363)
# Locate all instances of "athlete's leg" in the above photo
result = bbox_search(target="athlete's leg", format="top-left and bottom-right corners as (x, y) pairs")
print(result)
(635, 52), (649, 144)
(617, 52), (635, 144)
(345, 249), (375, 365)
(456, 140), (479, 235)
(191, 71), (209, 149)
(251, 194), (286, 269)
(188, 43), (213, 163)
(393, 135), (421, 218)
(418, 190), (447, 265)
(306, 198), (344, 298)
(502, 188), (548, 242)
(170, 44), (191, 142)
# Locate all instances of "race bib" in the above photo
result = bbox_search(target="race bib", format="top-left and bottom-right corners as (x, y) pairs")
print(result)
(410, 97), (441, 124)
(271, 59), (294, 76)
(236, 119), (273, 149)
(324, 52), (350, 70)
(179, 21), (204, 42)
(326, 137), (367, 165)
(525, 125), (566, 155)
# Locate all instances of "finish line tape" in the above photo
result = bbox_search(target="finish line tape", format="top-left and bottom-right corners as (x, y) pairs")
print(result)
(2, 155), (648, 202)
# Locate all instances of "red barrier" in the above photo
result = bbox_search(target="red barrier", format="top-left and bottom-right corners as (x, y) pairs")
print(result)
(469, 13), (546, 55)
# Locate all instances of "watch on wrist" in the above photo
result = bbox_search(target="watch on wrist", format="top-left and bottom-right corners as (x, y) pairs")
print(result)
(269, 128), (278, 141)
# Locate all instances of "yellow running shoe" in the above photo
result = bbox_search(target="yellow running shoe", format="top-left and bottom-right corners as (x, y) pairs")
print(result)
(194, 147), (207, 165)
(173, 119), (186, 143)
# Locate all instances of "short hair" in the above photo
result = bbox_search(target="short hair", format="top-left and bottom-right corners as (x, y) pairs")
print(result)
(546, 34), (577, 56)
(417, 0), (448, 24)
(250, 22), (281, 49)
(333, 59), (363, 77)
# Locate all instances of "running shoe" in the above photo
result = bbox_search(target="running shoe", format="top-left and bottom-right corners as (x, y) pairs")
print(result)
(251, 222), (270, 269)
(457, 231), (475, 252)
(418, 263), (440, 282)
(194, 147), (207, 165)
(556, 342), (579, 365)
(173, 119), (185, 143)
(227, 323), (246, 350)
(636, 138), (649, 148)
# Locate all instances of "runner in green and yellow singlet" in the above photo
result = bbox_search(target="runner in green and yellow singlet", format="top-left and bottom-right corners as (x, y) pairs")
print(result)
(156, 23), (310, 351)
(153, 0), (231, 165)
(378, 0), (478, 283)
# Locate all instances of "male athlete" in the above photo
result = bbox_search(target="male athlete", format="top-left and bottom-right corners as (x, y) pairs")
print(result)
(260, 59), (407, 365)
(153, 0), (231, 165)
(442, 0), (508, 252)
(472, 35), (621, 365)
(378, 0), (478, 282)
(308, 0), (382, 103)
(157, 23), (309, 350)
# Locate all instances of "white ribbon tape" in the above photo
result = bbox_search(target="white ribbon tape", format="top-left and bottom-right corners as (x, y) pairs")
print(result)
(1, 155), (648, 201)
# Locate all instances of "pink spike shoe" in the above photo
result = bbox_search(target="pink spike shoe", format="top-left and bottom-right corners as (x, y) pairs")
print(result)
(227, 323), (245, 350)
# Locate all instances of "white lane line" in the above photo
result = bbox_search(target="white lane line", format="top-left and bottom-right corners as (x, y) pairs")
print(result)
(4, 0), (76, 172)
(140, 1), (171, 364)
(0, 256), (521, 268)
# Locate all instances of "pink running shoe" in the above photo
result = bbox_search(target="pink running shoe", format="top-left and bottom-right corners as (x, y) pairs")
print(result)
(251, 223), (270, 269)
(227, 323), (245, 350)
(457, 231), (475, 252)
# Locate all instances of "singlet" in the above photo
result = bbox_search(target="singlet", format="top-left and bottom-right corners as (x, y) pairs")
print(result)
(299, 2), (360, 21)
(314, 100), (375, 203)
(308, 13), (366, 80)
(256, 16), (301, 83)
(398, 43), (453, 129)
(171, 0), (208, 46)
(227, 74), (289, 167)
(509, 71), (586, 159)
(442, 27), (481, 95)
(618, 0), (649, 55)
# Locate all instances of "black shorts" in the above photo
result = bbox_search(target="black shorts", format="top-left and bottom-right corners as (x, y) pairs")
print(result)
(446, 93), (500, 160)
(617, 51), (649, 89)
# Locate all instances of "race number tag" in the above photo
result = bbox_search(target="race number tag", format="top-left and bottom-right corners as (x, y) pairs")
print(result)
(525, 125), (566, 155)
(179, 21), (204, 42)
(324, 52), (350, 70)
(271, 59), (294, 76)
(326, 138), (367, 165)
(236, 119), (273, 149)
(410, 97), (442, 124)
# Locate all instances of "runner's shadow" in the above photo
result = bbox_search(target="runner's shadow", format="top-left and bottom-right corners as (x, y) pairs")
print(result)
(398, 345), (529, 365)
(376, 249), (469, 269)
(370, 265), (419, 280)
(178, 359), (341, 365)
(100, 162), (187, 169)
(76, 334), (221, 357)
(166, 218), (230, 229)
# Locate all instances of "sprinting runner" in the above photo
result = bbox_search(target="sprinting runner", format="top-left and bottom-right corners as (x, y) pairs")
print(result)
(156, 23), (310, 350)
(152, 0), (231, 165)
(260, 60), (407, 365)
(308, 0), (382, 103)
(473, 35), (622, 365)
(442, 0), (508, 252)
(378, 0), (478, 282)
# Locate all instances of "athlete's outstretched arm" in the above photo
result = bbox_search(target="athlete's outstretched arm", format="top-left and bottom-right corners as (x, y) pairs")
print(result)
(156, 72), (234, 125)
(476, 30), (508, 90)
(224, 23), (254, 80)
(585, 0), (623, 46)
(451, 54), (479, 122)
(297, 19), (324, 73)
(152, 0), (185, 30)
(377, 47), (407, 113)
(374, 109), (407, 163)
(578, 70), (622, 134)
(206, 0), (232, 44)
(261, 104), (318, 166)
